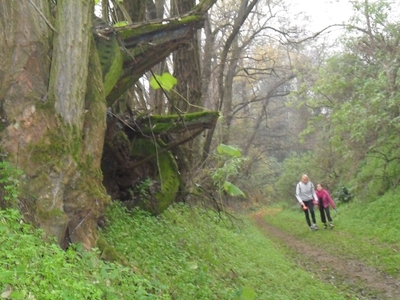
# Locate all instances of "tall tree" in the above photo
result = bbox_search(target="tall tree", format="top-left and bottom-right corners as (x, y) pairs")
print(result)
(0, 0), (216, 249)
(0, 0), (105, 249)
(301, 0), (400, 195)
(170, 0), (204, 193)
(202, 0), (298, 160)
(171, 0), (202, 114)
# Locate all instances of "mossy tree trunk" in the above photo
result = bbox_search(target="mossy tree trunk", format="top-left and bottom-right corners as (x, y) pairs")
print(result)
(169, 0), (205, 200)
(0, 0), (108, 249)
(0, 0), (218, 250)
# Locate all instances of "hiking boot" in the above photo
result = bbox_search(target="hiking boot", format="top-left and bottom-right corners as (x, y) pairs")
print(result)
(329, 223), (334, 229)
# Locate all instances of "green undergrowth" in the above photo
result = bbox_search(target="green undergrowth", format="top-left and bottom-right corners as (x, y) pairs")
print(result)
(102, 202), (350, 299)
(0, 208), (158, 300)
(1, 202), (353, 299)
(264, 190), (400, 277)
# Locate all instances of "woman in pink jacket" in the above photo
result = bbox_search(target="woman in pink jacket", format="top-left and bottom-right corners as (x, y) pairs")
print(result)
(316, 183), (337, 229)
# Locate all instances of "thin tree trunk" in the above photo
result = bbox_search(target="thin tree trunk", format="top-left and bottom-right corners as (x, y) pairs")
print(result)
(171, 0), (202, 114)
(203, 0), (259, 159)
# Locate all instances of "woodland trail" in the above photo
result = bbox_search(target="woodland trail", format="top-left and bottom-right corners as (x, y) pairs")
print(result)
(251, 210), (400, 300)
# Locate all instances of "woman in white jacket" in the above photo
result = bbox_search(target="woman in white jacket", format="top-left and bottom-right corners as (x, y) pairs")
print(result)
(295, 174), (319, 231)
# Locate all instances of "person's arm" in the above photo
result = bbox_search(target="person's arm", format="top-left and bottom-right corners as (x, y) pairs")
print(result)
(326, 191), (336, 209)
(311, 183), (319, 203)
(295, 184), (304, 205)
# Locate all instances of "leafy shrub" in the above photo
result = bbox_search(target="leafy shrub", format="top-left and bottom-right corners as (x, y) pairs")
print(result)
(211, 144), (247, 198)
(353, 148), (400, 200)
(333, 186), (353, 203)
(274, 152), (320, 204)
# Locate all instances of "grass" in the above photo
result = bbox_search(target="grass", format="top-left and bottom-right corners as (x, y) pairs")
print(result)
(2, 202), (355, 300)
(102, 203), (351, 299)
(0, 208), (158, 299)
(1, 189), (399, 299)
(265, 191), (400, 277)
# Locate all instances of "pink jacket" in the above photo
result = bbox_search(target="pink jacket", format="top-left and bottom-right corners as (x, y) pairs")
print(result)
(315, 189), (336, 209)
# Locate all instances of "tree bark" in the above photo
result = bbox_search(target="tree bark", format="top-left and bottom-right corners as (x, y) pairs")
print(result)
(49, 0), (92, 128)
(0, 0), (108, 250)
(0, 0), (218, 250)
(171, 0), (202, 114)
(168, 0), (205, 201)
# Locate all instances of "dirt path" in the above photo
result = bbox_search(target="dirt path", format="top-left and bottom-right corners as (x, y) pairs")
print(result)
(251, 210), (400, 300)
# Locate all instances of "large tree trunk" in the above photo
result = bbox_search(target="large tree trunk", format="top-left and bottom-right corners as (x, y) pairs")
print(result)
(0, 0), (218, 250)
(0, 0), (108, 250)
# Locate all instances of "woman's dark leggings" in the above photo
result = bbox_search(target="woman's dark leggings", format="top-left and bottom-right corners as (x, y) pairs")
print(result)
(303, 200), (316, 227)
(319, 204), (333, 223)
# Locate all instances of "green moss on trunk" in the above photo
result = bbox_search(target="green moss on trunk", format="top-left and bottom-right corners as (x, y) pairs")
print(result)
(136, 111), (219, 135)
(131, 139), (180, 214)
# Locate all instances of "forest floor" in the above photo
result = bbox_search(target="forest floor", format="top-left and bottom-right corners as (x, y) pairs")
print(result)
(251, 209), (400, 300)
